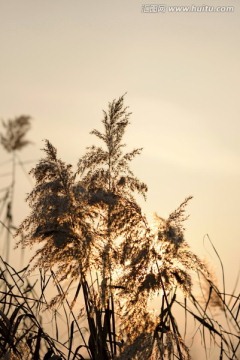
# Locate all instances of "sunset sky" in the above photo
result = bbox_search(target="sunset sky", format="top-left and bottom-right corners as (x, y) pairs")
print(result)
(0, 0), (239, 293)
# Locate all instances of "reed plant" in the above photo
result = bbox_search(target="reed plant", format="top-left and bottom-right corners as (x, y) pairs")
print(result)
(0, 98), (239, 359)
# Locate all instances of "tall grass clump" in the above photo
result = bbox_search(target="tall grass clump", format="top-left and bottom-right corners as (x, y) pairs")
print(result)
(0, 97), (239, 359)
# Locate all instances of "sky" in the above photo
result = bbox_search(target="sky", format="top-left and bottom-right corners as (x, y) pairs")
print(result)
(0, 0), (239, 297)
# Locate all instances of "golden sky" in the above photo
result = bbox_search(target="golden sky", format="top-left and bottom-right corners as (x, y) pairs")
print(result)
(0, 0), (239, 290)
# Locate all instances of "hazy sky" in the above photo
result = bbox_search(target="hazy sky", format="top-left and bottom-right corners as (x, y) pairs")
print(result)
(0, 0), (239, 290)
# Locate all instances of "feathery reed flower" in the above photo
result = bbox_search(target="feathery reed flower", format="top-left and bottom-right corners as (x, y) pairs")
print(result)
(0, 116), (32, 153)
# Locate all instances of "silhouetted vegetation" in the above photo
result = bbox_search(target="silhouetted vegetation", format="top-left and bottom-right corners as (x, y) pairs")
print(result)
(0, 97), (239, 359)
